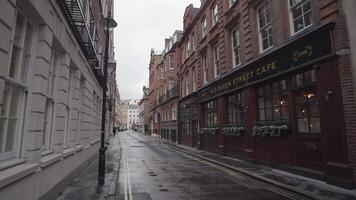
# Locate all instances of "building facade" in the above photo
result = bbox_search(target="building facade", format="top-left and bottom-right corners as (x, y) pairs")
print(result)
(168, 0), (356, 189)
(138, 86), (149, 134)
(117, 99), (129, 130)
(148, 50), (163, 136)
(0, 0), (116, 199)
(148, 32), (182, 141)
(127, 99), (139, 130)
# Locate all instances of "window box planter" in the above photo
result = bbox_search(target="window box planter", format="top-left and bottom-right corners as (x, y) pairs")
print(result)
(200, 127), (220, 136)
(252, 120), (290, 138)
(223, 125), (245, 136)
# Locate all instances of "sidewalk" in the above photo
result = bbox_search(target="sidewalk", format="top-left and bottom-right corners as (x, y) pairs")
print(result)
(156, 137), (356, 200)
(56, 136), (121, 200)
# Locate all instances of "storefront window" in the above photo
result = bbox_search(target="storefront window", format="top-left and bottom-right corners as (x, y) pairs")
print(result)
(204, 99), (219, 127)
(292, 69), (316, 87)
(227, 92), (245, 125)
(258, 80), (289, 121)
(296, 89), (320, 133)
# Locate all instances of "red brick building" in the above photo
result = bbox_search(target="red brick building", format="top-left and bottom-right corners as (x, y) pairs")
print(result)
(148, 31), (183, 141)
(148, 50), (162, 135)
(175, 0), (356, 189)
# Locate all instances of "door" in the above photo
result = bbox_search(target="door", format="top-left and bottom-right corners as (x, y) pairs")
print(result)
(294, 87), (323, 170)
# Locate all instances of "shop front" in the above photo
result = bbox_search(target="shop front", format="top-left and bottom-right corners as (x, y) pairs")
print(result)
(197, 23), (353, 187)
(179, 93), (198, 147)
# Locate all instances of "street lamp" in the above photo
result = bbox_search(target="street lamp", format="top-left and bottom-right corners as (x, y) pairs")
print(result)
(98, 14), (117, 186)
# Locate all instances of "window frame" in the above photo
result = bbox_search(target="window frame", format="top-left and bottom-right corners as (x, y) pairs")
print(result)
(211, 4), (219, 27)
(203, 54), (209, 84)
(257, 1), (273, 53)
(202, 17), (208, 37)
(231, 28), (241, 68)
(288, 0), (313, 35)
(213, 44), (221, 78)
(0, 11), (35, 161)
(204, 99), (219, 127)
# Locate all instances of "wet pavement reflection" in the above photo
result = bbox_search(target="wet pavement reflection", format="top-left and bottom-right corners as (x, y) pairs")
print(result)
(116, 131), (307, 200)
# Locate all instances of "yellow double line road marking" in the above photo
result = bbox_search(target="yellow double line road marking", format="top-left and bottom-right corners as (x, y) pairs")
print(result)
(123, 149), (133, 200)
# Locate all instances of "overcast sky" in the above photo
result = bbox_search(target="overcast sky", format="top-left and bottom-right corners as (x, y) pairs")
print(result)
(114, 0), (201, 100)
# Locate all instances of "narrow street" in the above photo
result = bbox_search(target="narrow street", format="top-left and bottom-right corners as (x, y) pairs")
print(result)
(116, 131), (310, 200)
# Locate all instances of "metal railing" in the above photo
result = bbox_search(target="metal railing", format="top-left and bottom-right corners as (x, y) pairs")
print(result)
(56, 0), (103, 77)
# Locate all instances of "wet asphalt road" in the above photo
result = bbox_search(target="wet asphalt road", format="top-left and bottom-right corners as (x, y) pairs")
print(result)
(116, 131), (309, 200)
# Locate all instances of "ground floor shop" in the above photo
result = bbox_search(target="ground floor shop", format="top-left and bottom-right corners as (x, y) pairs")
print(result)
(179, 23), (354, 188)
(179, 94), (199, 147)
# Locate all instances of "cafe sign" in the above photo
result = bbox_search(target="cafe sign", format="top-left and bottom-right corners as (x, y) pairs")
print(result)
(198, 26), (333, 101)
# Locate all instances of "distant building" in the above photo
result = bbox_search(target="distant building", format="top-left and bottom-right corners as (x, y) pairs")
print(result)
(138, 86), (150, 134)
(127, 99), (140, 130)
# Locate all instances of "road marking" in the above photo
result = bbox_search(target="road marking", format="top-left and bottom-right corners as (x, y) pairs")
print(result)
(171, 148), (243, 178)
(125, 150), (133, 200)
(171, 148), (300, 200)
(123, 146), (133, 200)
(266, 187), (298, 200)
(124, 149), (128, 200)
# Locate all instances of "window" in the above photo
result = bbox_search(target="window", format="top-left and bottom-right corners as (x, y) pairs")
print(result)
(192, 35), (196, 52)
(160, 66), (164, 79)
(227, 92), (245, 125)
(203, 54), (209, 84)
(213, 44), (220, 78)
(168, 80), (174, 90)
(204, 99), (219, 127)
(169, 54), (175, 69)
(172, 103), (177, 121)
(212, 4), (219, 26)
(289, 0), (312, 34)
(257, 2), (273, 52)
(43, 50), (59, 151)
(229, 0), (237, 8)
(231, 28), (241, 68)
(0, 13), (34, 160)
(185, 71), (190, 95)
(295, 88), (320, 133)
(192, 68), (196, 92)
(181, 77), (184, 97)
(186, 40), (190, 59)
(202, 18), (208, 37)
(258, 80), (289, 121)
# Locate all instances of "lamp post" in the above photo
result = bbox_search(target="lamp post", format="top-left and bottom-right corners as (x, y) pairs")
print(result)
(98, 14), (117, 186)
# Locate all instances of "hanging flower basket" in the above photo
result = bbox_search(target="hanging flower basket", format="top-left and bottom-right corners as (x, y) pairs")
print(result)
(200, 127), (220, 136)
(222, 125), (245, 136)
(252, 120), (290, 138)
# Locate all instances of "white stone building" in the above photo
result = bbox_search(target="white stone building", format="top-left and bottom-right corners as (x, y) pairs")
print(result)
(127, 99), (139, 130)
(0, 0), (115, 199)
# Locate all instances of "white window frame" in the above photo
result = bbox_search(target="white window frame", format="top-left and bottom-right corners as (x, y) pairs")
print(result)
(192, 68), (196, 92)
(213, 44), (221, 78)
(202, 18), (208, 37)
(203, 54), (209, 84)
(0, 11), (35, 161)
(257, 2), (273, 53)
(288, 0), (313, 35)
(212, 4), (219, 26)
(231, 28), (241, 68)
